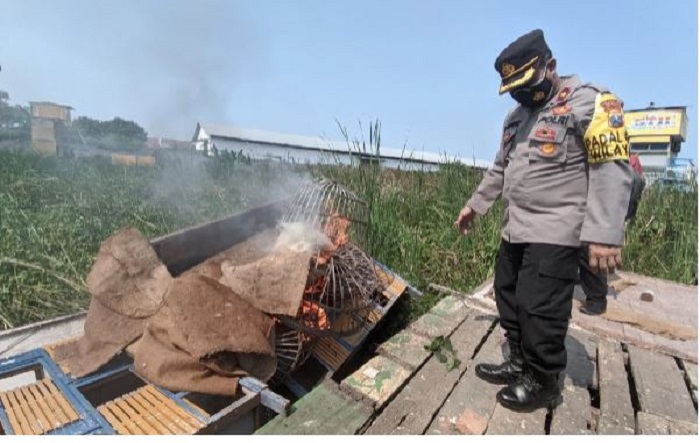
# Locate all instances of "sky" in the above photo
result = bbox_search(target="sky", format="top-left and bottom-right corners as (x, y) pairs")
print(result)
(0, 0), (697, 163)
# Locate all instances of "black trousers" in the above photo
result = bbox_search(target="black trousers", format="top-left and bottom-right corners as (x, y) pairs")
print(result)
(493, 240), (579, 376)
(578, 247), (608, 302)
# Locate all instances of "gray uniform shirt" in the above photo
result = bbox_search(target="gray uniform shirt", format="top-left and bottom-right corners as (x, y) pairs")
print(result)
(466, 75), (634, 247)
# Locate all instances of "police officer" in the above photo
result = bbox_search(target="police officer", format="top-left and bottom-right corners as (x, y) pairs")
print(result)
(455, 29), (634, 411)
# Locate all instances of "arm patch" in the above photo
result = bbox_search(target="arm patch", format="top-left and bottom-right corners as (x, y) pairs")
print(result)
(583, 93), (630, 164)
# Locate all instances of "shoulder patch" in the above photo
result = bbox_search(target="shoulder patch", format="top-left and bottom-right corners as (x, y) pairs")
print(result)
(583, 93), (630, 164)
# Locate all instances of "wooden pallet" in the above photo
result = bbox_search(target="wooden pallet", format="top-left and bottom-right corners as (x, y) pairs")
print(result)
(0, 379), (79, 435)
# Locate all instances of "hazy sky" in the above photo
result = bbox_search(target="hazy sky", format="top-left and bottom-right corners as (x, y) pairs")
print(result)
(1, 0), (697, 162)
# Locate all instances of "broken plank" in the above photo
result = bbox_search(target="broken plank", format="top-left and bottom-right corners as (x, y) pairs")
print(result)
(679, 360), (698, 406)
(636, 411), (669, 435)
(485, 403), (546, 435)
(637, 411), (699, 435)
(377, 330), (431, 370)
(255, 381), (372, 435)
(550, 383), (594, 435)
(668, 417), (699, 435)
(596, 340), (635, 434)
(627, 345), (697, 424)
(365, 311), (493, 435)
(340, 355), (412, 410)
(564, 332), (596, 389)
(425, 326), (504, 435)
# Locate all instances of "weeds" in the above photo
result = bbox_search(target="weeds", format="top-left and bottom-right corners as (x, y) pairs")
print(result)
(0, 140), (696, 331)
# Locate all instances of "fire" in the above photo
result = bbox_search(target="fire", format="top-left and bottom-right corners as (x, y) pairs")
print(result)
(300, 300), (328, 331)
(324, 212), (350, 249)
(313, 212), (350, 266)
(304, 274), (326, 296)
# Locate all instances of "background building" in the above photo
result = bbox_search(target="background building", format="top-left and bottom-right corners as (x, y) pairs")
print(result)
(30, 101), (73, 156)
(192, 122), (491, 172)
(627, 105), (695, 184)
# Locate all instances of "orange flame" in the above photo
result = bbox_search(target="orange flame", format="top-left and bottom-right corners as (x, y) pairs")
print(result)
(325, 212), (350, 249)
(301, 300), (328, 330)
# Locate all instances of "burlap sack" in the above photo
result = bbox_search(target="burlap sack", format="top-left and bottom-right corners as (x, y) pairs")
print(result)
(133, 274), (277, 396)
(87, 226), (171, 318)
(219, 248), (312, 317)
(52, 297), (144, 377)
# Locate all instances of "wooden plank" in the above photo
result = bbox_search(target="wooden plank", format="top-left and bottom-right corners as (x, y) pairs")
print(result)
(668, 417), (698, 435)
(11, 390), (42, 434)
(98, 404), (131, 435)
(239, 377), (290, 415)
(143, 386), (203, 430)
(636, 411), (700, 435)
(0, 391), (31, 435)
(550, 383), (594, 435)
(104, 403), (138, 435)
(366, 312), (493, 434)
(198, 391), (261, 434)
(124, 395), (171, 435)
(130, 391), (181, 434)
(636, 411), (670, 435)
(628, 345), (697, 424)
(426, 327), (504, 435)
(564, 331), (597, 389)
(141, 387), (200, 433)
(596, 341), (635, 434)
(26, 384), (61, 431)
(485, 403), (546, 435)
(115, 394), (161, 435)
(41, 380), (79, 423)
(136, 389), (192, 434)
(680, 360), (698, 405)
(34, 381), (70, 425)
(18, 386), (49, 433)
(256, 381), (372, 435)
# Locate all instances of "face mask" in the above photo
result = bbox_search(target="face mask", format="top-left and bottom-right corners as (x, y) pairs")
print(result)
(510, 67), (553, 108)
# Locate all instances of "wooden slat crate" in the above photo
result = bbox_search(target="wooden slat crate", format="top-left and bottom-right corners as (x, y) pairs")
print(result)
(0, 379), (79, 435)
(98, 386), (206, 435)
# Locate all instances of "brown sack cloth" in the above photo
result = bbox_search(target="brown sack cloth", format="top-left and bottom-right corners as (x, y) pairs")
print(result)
(87, 226), (172, 318)
(133, 274), (276, 396)
(52, 297), (144, 377)
(184, 229), (279, 281)
(219, 248), (312, 317)
(53, 227), (171, 377)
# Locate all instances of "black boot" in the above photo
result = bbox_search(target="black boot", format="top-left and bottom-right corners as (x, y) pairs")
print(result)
(579, 297), (607, 316)
(496, 370), (562, 412)
(475, 341), (524, 385)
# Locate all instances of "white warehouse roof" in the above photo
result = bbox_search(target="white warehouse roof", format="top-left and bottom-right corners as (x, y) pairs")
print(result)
(193, 122), (492, 170)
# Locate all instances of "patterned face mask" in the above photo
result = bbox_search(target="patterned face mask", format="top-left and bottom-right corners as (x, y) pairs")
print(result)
(509, 67), (553, 108)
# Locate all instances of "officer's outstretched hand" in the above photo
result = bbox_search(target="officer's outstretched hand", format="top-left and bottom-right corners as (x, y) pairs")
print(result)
(454, 205), (475, 236)
(588, 243), (623, 274)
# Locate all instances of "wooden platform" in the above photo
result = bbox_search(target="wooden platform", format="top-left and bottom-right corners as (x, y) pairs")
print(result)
(257, 275), (699, 435)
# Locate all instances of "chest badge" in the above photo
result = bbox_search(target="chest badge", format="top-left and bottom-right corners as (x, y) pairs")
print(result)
(534, 127), (557, 141)
(556, 87), (571, 103)
(540, 143), (556, 156)
(552, 104), (571, 116)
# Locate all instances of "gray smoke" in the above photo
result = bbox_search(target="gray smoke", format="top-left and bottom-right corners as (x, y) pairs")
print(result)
(0, 0), (265, 139)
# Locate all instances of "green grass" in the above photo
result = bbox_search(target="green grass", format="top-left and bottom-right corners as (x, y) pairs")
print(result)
(0, 146), (697, 332)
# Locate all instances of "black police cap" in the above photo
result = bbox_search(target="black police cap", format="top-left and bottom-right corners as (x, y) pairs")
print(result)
(495, 29), (552, 95)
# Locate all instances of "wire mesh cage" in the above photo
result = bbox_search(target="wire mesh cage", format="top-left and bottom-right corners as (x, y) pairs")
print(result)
(281, 178), (369, 250)
(278, 178), (382, 337)
(271, 322), (313, 383)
